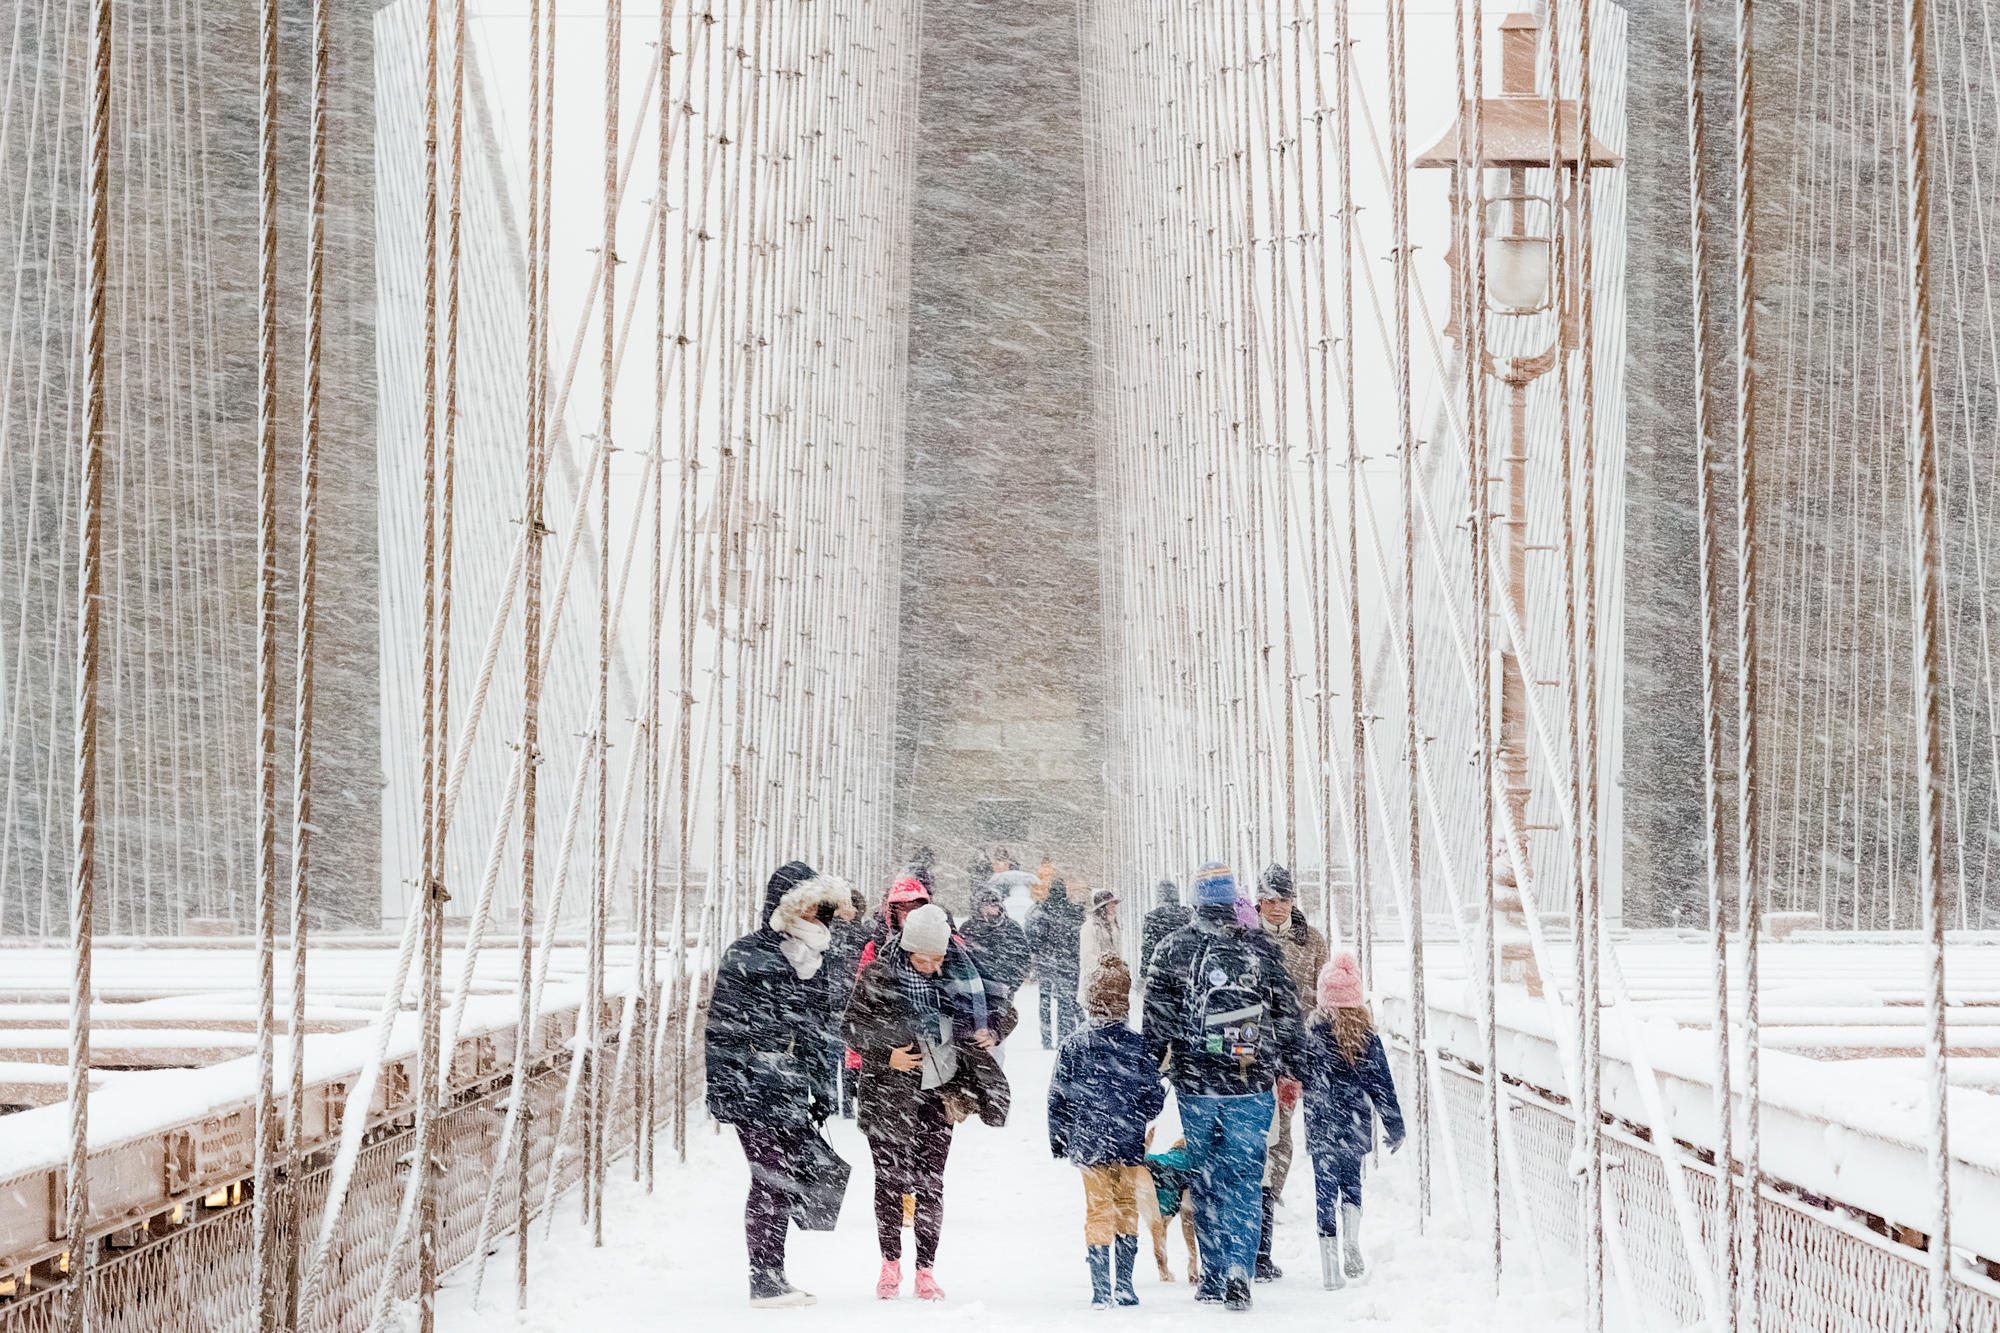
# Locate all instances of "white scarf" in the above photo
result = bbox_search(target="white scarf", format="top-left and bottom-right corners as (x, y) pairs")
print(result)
(778, 917), (832, 979)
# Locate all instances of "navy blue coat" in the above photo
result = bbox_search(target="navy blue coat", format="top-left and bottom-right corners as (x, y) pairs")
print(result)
(1046, 1021), (1166, 1167)
(703, 863), (840, 1129)
(1300, 1020), (1405, 1159)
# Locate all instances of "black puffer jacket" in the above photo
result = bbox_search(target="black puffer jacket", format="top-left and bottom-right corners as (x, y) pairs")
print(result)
(703, 862), (850, 1129)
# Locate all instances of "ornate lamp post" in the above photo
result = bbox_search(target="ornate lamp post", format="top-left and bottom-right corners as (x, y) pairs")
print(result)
(1416, 13), (1619, 992)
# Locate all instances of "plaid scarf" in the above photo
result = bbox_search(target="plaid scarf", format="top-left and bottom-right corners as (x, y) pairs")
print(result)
(886, 935), (991, 1042)
(890, 948), (947, 1038)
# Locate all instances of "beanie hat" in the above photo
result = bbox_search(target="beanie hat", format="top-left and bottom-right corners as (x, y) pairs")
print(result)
(1192, 861), (1237, 907)
(900, 903), (951, 956)
(1084, 956), (1132, 1021)
(969, 882), (1003, 912)
(1259, 864), (1295, 901)
(1318, 952), (1364, 1009)
(886, 875), (931, 905)
(1155, 879), (1180, 908)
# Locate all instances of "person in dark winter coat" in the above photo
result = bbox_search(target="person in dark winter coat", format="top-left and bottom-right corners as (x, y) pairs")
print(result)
(1140, 862), (1307, 1311)
(703, 862), (858, 1307)
(825, 884), (871, 1117)
(1302, 952), (1404, 1288)
(958, 883), (1031, 1005)
(1048, 958), (1164, 1309)
(843, 904), (992, 1303)
(1026, 878), (1087, 1048)
(1140, 879), (1191, 976)
(1253, 863), (1330, 1282)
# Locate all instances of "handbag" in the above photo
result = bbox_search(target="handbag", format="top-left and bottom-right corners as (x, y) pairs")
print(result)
(777, 1129), (851, 1232)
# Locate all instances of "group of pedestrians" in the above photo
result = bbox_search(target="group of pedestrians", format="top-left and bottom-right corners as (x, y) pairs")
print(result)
(703, 853), (1403, 1314)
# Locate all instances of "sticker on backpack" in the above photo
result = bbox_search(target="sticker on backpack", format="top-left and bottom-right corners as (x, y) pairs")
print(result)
(1189, 941), (1268, 1067)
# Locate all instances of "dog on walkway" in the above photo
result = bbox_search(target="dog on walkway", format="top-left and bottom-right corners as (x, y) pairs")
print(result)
(1138, 1132), (1200, 1283)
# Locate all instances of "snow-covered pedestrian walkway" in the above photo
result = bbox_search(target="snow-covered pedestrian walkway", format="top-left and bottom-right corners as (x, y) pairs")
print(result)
(436, 1000), (1587, 1332)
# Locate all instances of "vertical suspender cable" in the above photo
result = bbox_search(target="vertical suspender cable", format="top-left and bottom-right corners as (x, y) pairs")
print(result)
(66, 0), (112, 1326)
(252, 0), (283, 1320)
(1681, 0), (1736, 1320)
(1733, 0), (1763, 1317)
(590, 0), (622, 1250)
(405, 0), (446, 1326)
(1387, 0), (1429, 1228)
(1308, 0), (1337, 945)
(288, 0), (331, 1321)
(674, 0), (696, 1168)
(513, 0), (554, 1306)
(1575, 0), (1606, 1323)
(1903, 0), (1950, 1322)
(1336, 0), (1368, 986)
(640, 0), (675, 1202)
(1464, 0), (1499, 1290)
(1384, 0), (1432, 1216)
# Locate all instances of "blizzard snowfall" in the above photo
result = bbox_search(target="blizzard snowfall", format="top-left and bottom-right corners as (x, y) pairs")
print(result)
(435, 987), (1592, 1332)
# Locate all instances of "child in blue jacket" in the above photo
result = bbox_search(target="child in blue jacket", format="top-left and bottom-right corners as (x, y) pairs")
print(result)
(1302, 952), (1405, 1289)
(1047, 956), (1166, 1308)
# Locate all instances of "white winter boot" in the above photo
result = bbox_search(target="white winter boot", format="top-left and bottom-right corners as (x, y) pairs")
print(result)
(1340, 1203), (1365, 1279)
(1318, 1235), (1344, 1290)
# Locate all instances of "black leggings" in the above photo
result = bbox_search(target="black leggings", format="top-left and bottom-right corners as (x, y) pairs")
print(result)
(868, 1121), (954, 1268)
(736, 1125), (806, 1286)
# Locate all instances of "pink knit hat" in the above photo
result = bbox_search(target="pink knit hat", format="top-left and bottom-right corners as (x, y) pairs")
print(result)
(1317, 952), (1364, 1009)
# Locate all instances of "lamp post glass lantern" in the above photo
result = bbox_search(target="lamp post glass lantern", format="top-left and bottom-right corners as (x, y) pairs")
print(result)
(1484, 194), (1553, 314)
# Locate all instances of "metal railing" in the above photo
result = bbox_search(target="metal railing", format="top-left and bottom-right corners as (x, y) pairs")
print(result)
(1398, 1045), (2000, 1331)
(0, 1002), (703, 1333)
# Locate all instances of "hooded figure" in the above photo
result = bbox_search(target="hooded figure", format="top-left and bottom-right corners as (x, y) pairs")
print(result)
(1140, 880), (1191, 977)
(958, 883), (1031, 1001)
(703, 862), (857, 1306)
(706, 862), (856, 1128)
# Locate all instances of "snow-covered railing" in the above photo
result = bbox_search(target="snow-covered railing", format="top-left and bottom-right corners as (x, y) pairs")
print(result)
(0, 983), (701, 1332)
(1381, 989), (2000, 1331)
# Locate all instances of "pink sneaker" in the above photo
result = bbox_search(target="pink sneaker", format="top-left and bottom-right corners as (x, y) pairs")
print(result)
(876, 1260), (902, 1300)
(914, 1268), (946, 1302)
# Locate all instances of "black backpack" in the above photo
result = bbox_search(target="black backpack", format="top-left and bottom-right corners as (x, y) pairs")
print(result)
(1185, 932), (1270, 1069)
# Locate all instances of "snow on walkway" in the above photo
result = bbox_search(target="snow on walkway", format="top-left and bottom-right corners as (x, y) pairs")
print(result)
(436, 1004), (1586, 1332)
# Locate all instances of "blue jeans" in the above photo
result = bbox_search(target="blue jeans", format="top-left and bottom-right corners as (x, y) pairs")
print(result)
(1309, 1150), (1363, 1235)
(1178, 1090), (1273, 1291)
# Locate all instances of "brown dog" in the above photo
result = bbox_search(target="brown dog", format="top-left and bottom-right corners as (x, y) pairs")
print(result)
(1137, 1132), (1200, 1283)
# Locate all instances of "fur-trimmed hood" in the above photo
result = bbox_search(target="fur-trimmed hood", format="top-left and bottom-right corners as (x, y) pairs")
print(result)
(768, 871), (854, 937)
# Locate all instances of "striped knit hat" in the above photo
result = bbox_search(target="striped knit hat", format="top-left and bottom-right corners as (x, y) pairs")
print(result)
(1192, 861), (1237, 906)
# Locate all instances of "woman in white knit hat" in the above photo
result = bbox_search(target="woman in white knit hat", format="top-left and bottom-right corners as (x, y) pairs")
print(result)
(843, 902), (997, 1302)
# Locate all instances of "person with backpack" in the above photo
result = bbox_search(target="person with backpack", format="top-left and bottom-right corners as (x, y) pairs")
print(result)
(1140, 861), (1307, 1311)
(1253, 864), (1330, 1281)
(1301, 952), (1404, 1288)
(1047, 957), (1165, 1309)
(703, 862), (859, 1307)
